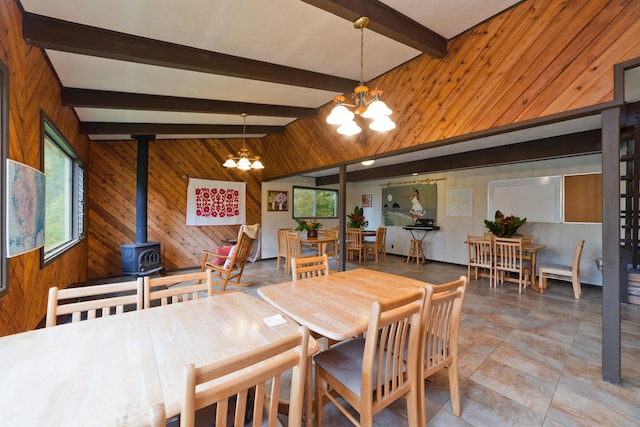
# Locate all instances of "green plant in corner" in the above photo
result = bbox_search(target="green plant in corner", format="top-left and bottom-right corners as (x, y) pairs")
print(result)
(347, 206), (369, 228)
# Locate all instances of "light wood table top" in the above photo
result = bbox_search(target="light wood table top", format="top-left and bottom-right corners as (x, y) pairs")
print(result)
(146, 292), (318, 417)
(0, 292), (316, 425)
(258, 269), (429, 341)
(0, 309), (162, 426)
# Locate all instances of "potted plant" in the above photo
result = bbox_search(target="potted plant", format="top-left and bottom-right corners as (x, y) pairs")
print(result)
(347, 206), (369, 229)
(294, 218), (322, 237)
(484, 210), (527, 238)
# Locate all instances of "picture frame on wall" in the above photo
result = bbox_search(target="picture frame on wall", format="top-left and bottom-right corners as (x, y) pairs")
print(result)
(362, 194), (372, 208)
(267, 190), (288, 211)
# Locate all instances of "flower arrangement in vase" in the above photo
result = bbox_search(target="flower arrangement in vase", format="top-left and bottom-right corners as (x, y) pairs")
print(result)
(295, 218), (322, 237)
(484, 210), (527, 238)
(347, 206), (368, 229)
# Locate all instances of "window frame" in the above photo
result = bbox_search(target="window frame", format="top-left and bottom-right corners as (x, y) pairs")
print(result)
(0, 58), (8, 297)
(40, 112), (86, 266)
(292, 186), (339, 219)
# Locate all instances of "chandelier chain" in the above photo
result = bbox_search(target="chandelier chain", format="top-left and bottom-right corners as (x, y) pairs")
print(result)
(360, 24), (365, 85)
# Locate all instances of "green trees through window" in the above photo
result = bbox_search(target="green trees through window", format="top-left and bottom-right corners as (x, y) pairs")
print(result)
(42, 114), (85, 262)
(292, 186), (338, 219)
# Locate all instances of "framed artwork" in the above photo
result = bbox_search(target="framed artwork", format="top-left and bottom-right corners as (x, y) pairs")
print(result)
(267, 190), (288, 211)
(362, 194), (372, 208)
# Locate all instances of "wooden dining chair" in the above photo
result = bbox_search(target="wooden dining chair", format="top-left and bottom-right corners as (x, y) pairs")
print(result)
(291, 254), (330, 282)
(467, 234), (493, 286)
(285, 231), (303, 275)
(46, 278), (144, 327)
(180, 326), (310, 427)
(364, 227), (387, 264)
(203, 232), (256, 292)
(419, 276), (467, 421)
(276, 228), (292, 271)
(493, 237), (530, 293)
(313, 289), (425, 427)
(345, 227), (364, 263)
(539, 239), (585, 299)
(143, 270), (213, 308)
(321, 228), (340, 271)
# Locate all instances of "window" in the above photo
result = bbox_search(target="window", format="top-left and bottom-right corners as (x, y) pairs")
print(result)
(292, 186), (338, 218)
(41, 113), (85, 263)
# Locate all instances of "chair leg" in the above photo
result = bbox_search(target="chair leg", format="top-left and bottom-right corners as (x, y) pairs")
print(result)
(572, 277), (581, 299)
(448, 361), (461, 417)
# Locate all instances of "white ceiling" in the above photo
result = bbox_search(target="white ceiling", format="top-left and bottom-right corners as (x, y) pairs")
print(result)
(19, 0), (521, 139)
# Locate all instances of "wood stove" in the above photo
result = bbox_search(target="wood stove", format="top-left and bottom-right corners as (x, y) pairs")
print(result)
(120, 134), (165, 276)
(121, 241), (163, 276)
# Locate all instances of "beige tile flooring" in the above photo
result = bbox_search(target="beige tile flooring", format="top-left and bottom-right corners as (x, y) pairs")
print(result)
(222, 253), (640, 426)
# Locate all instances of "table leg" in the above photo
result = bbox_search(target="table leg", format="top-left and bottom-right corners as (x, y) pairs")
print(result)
(529, 251), (543, 293)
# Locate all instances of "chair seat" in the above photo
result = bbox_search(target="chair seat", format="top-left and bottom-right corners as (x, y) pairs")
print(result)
(314, 338), (366, 397)
(539, 263), (572, 275)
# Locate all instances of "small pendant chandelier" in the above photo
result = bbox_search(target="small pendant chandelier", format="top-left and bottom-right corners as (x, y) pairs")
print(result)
(222, 113), (264, 170)
(326, 17), (396, 136)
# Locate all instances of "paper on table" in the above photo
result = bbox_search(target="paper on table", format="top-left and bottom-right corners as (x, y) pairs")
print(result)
(263, 314), (287, 327)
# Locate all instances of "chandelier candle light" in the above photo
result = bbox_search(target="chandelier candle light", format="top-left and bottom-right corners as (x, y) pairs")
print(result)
(222, 113), (264, 170)
(326, 17), (396, 136)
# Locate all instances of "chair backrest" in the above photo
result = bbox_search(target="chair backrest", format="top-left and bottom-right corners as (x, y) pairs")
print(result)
(362, 288), (425, 410)
(144, 270), (213, 308)
(291, 255), (330, 282)
(519, 234), (535, 244)
(493, 237), (524, 272)
(421, 276), (467, 378)
(572, 239), (586, 278)
(345, 228), (362, 249)
(227, 232), (255, 270)
(467, 235), (492, 266)
(286, 231), (302, 259)
(276, 228), (291, 257)
(376, 227), (387, 249)
(180, 326), (310, 427)
(46, 278), (143, 327)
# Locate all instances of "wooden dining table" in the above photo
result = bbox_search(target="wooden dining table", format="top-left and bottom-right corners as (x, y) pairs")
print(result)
(0, 292), (317, 426)
(259, 268), (430, 426)
(299, 234), (337, 256)
(258, 268), (430, 341)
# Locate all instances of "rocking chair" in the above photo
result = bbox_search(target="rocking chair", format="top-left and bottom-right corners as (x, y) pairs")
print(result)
(201, 232), (255, 292)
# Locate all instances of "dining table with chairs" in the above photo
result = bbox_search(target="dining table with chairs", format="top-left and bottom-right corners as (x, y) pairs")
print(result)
(466, 234), (546, 292)
(0, 291), (318, 426)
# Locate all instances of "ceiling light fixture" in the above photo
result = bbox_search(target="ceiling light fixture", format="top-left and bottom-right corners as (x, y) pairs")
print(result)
(326, 16), (396, 136)
(222, 113), (264, 170)
(361, 160), (375, 166)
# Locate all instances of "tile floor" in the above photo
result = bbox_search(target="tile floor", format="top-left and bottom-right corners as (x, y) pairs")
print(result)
(223, 253), (640, 426)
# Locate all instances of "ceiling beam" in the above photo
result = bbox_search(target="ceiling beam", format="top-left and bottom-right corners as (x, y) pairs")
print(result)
(61, 88), (317, 119)
(22, 12), (358, 93)
(316, 129), (601, 185)
(78, 122), (284, 135)
(301, 0), (447, 58)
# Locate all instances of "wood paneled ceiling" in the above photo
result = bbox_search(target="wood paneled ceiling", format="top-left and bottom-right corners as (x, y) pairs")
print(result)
(18, 0), (521, 141)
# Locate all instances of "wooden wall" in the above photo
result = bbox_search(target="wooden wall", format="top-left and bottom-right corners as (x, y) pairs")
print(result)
(259, 0), (640, 180)
(0, 0), (90, 336)
(88, 138), (263, 278)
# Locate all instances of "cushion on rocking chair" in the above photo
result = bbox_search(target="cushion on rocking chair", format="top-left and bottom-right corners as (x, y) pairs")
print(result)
(213, 245), (233, 265)
(223, 245), (237, 269)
